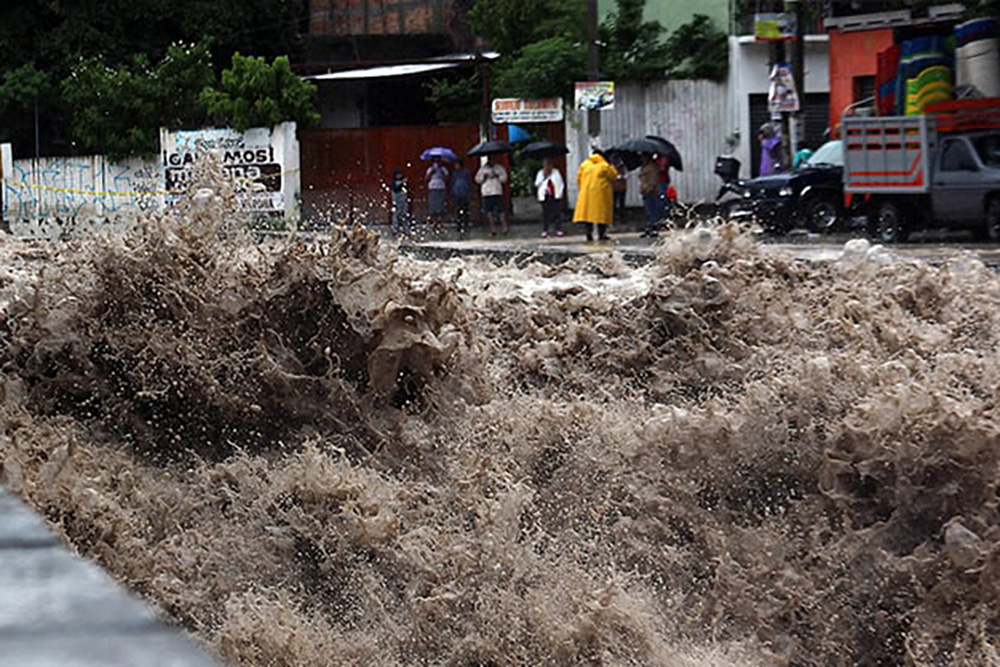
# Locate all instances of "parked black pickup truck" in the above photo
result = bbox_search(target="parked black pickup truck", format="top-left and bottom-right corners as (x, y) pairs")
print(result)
(725, 140), (845, 233)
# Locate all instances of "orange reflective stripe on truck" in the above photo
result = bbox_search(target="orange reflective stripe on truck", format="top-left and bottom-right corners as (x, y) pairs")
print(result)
(851, 154), (922, 178)
(851, 171), (925, 188)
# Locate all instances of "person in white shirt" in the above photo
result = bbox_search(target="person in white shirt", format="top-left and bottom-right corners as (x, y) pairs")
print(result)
(534, 158), (565, 237)
(475, 156), (508, 236)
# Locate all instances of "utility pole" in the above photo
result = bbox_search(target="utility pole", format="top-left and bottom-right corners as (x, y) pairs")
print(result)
(586, 0), (600, 139)
(787, 0), (805, 157)
(479, 57), (492, 141)
(770, 36), (793, 168)
(34, 93), (40, 158)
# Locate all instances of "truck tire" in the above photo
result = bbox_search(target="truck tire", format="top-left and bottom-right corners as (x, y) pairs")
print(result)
(986, 198), (1000, 242)
(802, 194), (840, 233)
(870, 201), (909, 244)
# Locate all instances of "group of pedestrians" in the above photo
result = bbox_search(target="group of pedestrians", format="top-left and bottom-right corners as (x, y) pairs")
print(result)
(389, 145), (673, 241)
(390, 156), (510, 237)
(572, 148), (674, 241)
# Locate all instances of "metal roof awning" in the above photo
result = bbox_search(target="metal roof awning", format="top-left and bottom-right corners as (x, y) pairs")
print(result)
(304, 52), (499, 81)
(823, 3), (964, 33)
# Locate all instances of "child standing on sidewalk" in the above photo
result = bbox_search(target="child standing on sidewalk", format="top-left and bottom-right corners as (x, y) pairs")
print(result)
(389, 168), (410, 236)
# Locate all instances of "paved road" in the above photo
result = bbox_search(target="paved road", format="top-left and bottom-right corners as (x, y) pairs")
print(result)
(0, 487), (220, 667)
(390, 225), (1000, 267)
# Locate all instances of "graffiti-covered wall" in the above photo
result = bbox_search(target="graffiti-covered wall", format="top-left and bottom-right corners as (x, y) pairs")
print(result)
(2, 155), (161, 235)
(2, 123), (300, 236)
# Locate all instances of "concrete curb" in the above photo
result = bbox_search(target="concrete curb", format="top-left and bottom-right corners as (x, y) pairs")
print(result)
(0, 487), (221, 667)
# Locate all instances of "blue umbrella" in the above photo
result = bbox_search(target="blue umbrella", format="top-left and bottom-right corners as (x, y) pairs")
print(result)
(508, 124), (531, 143)
(420, 146), (457, 162)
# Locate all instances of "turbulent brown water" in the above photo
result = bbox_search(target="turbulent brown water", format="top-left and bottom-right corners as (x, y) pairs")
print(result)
(3, 178), (1000, 665)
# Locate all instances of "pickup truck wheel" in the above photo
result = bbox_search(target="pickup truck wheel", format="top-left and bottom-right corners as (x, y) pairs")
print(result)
(802, 195), (840, 232)
(870, 202), (909, 243)
(986, 198), (1000, 241)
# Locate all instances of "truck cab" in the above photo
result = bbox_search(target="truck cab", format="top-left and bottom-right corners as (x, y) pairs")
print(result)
(843, 100), (1000, 242)
(932, 132), (1000, 232)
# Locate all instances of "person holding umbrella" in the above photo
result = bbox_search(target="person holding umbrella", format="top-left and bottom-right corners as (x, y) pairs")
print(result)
(475, 155), (509, 236)
(639, 154), (661, 237)
(419, 146), (456, 232)
(425, 156), (450, 232)
(573, 148), (618, 242)
(534, 157), (565, 237)
(468, 139), (512, 236)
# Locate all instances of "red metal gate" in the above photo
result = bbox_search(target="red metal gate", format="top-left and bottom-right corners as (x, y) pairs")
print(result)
(300, 124), (484, 223)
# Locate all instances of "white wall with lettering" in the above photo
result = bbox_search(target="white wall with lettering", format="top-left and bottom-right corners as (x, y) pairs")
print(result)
(160, 121), (300, 218)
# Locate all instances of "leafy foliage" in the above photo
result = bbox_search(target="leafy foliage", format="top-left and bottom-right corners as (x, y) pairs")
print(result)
(599, 0), (671, 83)
(0, 0), (307, 156)
(201, 54), (319, 133)
(468, 0), (585, 57)
(0, 63), (53, 110)
(457, 0), (728, 114)
(664, 14), (729, 81)
(61, 42), (215, 159)
(494, 37), (587, 100)
(425, 76), (481, 124)
(0, 63), (57, 153)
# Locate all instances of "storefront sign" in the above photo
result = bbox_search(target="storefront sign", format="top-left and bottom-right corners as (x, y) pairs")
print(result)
(574, 82), (615, 111)
(755, 13), (797, 41)
(491, 98), (564, 123)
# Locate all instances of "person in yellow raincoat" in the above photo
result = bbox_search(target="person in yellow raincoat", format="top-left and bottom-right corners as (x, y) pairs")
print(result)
(573, 150), (619, 241)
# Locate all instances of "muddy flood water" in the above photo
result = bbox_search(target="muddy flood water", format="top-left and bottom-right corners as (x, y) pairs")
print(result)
(2, 182), (1000, 666)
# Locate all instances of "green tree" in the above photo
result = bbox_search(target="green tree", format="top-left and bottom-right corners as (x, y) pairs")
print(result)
(600, 0), (671, 83)
(0, 0), (307, 156)
(663, 14), (729, 81)
(468, 0), (585, 57)
(0, 63), (56, 151)
(438, 0), (586, 110)
(450, 0), (726, 115)
(425, 76), (481, 124)
(61, 42), (214, 159)
(494, 37), (587, 99)
(201, 54), (320, 132)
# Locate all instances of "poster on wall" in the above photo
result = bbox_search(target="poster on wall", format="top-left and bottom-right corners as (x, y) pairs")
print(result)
(574, 82), (615, 111)
(160, 124), (297, 214)
(755, 13), (797, 41)
(768, 62), (800, 113)
(492, 98), (564, 123)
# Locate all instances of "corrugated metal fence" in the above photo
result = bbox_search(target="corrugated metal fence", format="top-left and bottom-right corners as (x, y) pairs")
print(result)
(566, 80), (729, 205)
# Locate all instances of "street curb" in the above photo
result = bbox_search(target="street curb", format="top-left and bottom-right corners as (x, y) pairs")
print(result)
(399, 242), (656, 267)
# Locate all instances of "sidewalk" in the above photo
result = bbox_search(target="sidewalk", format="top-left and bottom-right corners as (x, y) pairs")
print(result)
(0, 487), (220, 667)
(392, 219), (662, 265)
(382, 219), (1000, 269)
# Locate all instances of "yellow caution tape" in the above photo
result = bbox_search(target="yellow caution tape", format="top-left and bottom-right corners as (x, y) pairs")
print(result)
(1, 167), (301, 199)
(2, 180), (171, 197)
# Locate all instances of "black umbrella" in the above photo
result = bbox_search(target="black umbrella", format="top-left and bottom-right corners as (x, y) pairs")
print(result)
(615, 137), (663, 156)
(606, 147), (643, 171)
(645, 135), (684, 171)
(609, 138), (667, 171)
(467, 140), (511, 157)
(521, 140), (569, 159)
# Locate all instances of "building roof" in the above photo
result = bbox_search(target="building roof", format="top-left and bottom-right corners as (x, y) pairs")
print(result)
(824, 3), (965, 32)
(303, 51), (499, 81)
